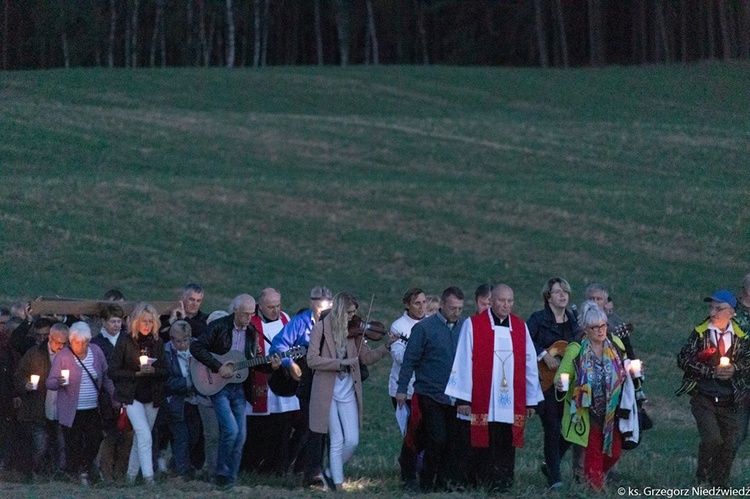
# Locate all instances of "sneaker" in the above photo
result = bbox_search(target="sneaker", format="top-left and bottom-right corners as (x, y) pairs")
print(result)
(79, 472), (90, 487)
(143, 475), (155, 486)
(157, 456), (168, 473)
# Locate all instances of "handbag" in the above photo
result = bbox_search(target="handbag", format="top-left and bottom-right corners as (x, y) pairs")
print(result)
(70, 347), (117, 430)
(117, 407), (133, 432)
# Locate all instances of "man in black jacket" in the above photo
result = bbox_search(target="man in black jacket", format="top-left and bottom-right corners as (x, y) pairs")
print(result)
(190, 294), (278, 490)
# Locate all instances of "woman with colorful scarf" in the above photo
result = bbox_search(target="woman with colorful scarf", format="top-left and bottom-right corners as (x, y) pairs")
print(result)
(554, 305), (628, 490)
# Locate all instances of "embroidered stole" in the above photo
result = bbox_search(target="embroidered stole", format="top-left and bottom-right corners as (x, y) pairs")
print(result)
(470, 312), (527, 448)
(250, 314), (289, 413)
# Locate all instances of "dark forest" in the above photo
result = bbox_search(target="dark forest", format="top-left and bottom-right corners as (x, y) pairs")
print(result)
(2, 0), (749, 70)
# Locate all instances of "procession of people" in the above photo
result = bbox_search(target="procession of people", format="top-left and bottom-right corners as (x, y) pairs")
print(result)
(0, 273), (749, 493)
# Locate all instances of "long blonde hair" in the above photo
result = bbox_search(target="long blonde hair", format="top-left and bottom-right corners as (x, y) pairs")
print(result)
(329, 292), (358, 354)
(129, 302), (160, 340)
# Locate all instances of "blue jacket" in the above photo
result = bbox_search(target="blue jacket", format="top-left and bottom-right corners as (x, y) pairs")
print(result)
(397, 311), (463, 405)
(270, 310), (313, 354)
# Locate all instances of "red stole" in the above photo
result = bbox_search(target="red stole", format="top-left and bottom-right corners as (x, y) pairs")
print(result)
(469, 312), (527, 448)
(250, 313), (289, 413)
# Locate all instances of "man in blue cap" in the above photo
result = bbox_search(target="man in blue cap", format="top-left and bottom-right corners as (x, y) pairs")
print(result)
(677, 289), (750, 487)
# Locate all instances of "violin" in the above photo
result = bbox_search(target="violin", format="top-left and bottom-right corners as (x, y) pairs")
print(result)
(347, 314), (387, 341)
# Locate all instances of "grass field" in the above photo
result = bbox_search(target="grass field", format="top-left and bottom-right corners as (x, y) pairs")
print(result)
(1, 62), (749, 497)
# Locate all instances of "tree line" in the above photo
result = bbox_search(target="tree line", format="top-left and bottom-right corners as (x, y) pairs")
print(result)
(2, 0), (749, 70)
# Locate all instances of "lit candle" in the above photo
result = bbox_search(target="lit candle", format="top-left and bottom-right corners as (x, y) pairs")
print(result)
(720, 356), (730, 367)
(30, 375), (40, 390)
(559, 373), (570, 391)
(630, 359), (642, 378)
(139, 355), (149, 366)
(61, 369), (70, 385)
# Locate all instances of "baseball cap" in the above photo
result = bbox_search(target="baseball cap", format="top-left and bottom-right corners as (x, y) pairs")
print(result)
(703, 289), (737, 308)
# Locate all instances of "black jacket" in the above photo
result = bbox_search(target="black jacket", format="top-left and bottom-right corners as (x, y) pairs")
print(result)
(109, 333), (169, 406)
(527, 304), (578, 357)
(190, 313), (262, 403)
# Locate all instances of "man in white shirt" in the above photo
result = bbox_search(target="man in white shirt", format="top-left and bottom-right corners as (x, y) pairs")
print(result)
(387, 288), (426, 487)
(446, 284), (543, 492)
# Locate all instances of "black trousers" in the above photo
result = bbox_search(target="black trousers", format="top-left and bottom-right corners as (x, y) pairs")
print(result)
(62, 409), (103, 475)
(243, 412), (294, 475)
(468, 422), (516, 492)
(690, 394), (739, 487)
(538, 388), (572, 485)
(417, 395), (465, 491)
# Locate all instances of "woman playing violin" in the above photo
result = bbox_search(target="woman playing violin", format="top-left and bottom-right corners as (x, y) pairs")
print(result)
(306, 292), (397, 491)
(526, 277), (578, 489)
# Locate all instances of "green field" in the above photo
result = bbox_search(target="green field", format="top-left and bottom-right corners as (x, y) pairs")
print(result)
(1, 63), (750, 497)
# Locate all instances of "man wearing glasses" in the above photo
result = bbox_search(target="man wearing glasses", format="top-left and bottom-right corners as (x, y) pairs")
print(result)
(677, 290), (750, 487)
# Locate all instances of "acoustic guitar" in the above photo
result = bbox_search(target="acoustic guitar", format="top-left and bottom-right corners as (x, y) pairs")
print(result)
(537, 323), (634, 391)
(191, 346), (307, 397)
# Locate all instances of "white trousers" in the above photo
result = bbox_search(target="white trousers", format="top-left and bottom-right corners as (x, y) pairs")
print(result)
(328, 395), (359, 485)
(126, 400), (159, 479)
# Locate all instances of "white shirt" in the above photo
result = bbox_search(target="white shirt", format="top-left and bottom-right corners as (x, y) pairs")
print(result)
(100, 327), (120, 347)
(246, 312), (299, 415)
(445, 309), (544, 423)
(388, 312), (421, 398)
(708, 322), (735, 355)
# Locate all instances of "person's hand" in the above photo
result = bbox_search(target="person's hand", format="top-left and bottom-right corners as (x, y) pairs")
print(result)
(395, 393), (407, 409)
(219, 363), (235, 379)
(169, 302), (186, 325)
(25, 381), (36, 391)
(270, 354), (281, 370)
(555, 378), (566, 392)
(543, 353), (560, 370)
(386, 333), (398, 347)
(526, 407), (536, 418)
(715, 364), (735, 380)
(340, 357), (358, 368)
(139, 365), (155, 375)
(289, 361), (302, 381)
(457, 404), (471, 416)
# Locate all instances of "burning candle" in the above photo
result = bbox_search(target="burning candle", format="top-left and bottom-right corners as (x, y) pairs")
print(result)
(139, 355), (149, 366)
(30, 375), (40, 390)
(559, 373), (570, 391)
(630, 359), (642, 378)
(61, 369), (70, 385)
(720, 356), (730, 367)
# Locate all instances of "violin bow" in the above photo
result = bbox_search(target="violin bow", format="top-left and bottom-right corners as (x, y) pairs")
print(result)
(355, 294), (376, 357)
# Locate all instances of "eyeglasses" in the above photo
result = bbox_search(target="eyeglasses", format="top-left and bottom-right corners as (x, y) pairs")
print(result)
(587, 323), (607, 332)
(710, 305), (731, 312)
(550, 289), (568, 295)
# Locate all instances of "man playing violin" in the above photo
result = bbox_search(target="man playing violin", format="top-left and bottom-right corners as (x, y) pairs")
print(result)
(527, 277), (578, 489)
(190, 294), (280, 491)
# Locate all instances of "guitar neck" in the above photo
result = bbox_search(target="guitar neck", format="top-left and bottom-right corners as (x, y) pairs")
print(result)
(232, 349), (301, 371)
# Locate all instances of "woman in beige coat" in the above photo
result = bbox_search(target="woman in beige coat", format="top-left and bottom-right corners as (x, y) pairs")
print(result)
(307, 292), (397, 491)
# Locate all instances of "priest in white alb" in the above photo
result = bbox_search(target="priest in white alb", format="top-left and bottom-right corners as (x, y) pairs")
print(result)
(445, 283), (543, 492)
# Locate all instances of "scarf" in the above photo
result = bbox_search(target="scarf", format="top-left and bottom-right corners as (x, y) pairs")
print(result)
(470, 311), (528, 448)
(250, 313), (288, 413)
(571, 337), (625, 455)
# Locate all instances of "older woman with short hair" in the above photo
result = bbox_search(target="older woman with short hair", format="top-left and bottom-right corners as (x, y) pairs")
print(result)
(46, 321), (114, 485)
(554, 306), (629, 490)
(110, 302), (168, 485)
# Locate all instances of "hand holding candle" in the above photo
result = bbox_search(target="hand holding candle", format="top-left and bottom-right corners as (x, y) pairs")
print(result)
(630, 359), (642, 378)
(30, 375), (40, 390)
(720, 356), (730, 367)
(559, 373), (570, 391)
(61, 369), (70, 385)
(139, 355), (149, 366)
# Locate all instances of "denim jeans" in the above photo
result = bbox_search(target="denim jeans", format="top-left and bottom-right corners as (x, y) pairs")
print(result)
(211, 384), (247, 484)
(169, 402), (203, 476)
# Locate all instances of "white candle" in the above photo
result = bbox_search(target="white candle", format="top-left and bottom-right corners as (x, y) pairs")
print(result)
(630, 359), (642, 378)
(30, 375), (40, 390)
(559, 373), (570, 391)
(720, 356), (730, 367)
(61, 369), (70, 385)
(139, 355), (149, 366)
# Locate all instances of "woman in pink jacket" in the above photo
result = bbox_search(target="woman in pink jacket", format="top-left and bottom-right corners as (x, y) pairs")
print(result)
(307, 292), (397, 491)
